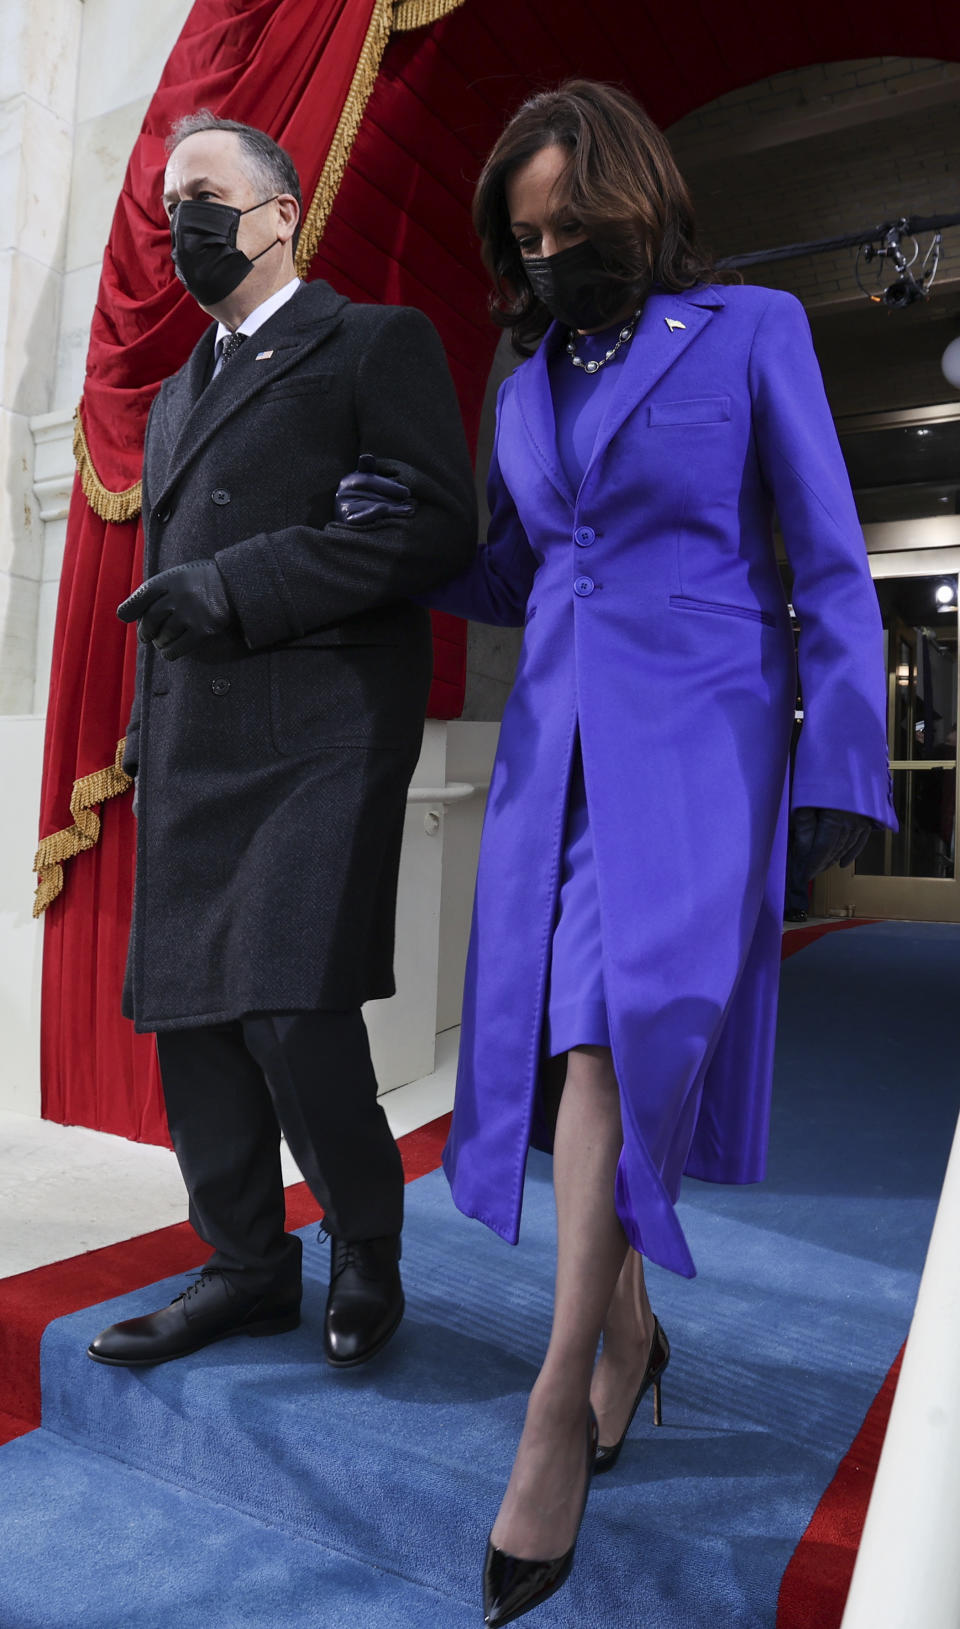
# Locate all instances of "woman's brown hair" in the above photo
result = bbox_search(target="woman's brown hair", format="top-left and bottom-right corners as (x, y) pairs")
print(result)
(473, 79), (721, 356)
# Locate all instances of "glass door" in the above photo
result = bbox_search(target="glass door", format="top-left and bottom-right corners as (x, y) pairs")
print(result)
(819, 548), (960, 922)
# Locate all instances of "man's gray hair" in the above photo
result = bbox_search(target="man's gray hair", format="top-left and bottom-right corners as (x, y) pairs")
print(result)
(167, 112), (303, 249)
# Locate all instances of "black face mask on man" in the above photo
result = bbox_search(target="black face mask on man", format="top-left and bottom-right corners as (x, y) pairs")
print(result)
(522, 238), (630, 332)
(170, 196), (280, 307)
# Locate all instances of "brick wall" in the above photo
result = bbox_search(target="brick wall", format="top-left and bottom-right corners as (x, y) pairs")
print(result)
(668, 57), (960, 314)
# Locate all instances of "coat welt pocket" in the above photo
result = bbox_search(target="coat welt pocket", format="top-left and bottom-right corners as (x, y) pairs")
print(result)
(649, 397), (731, 426)
(259, 373), (334, 401)
(669, 594), (776, 627)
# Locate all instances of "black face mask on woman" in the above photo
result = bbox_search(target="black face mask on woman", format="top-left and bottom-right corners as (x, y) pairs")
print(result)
(522, 238), (629, 331)
(170, 196), (280, 306)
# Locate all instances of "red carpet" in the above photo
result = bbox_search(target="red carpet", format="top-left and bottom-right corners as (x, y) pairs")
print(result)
(0, 1111), (450, 1447)
(781, 917), (875, 961)
(776, 1347), (904, 1627)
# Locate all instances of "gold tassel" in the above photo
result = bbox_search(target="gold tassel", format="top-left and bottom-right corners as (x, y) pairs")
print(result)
(392, 0), (465, 28)
(72, 406), (143, 525)
(33, 739), (133, 917)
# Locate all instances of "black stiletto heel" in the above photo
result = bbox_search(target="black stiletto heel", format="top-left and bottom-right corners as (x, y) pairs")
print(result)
(593, 1317), (670, 1473)
(482, 1407), (599, 1626)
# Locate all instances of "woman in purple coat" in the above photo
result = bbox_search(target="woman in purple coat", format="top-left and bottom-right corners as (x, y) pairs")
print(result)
(339, 79), (895, 1626)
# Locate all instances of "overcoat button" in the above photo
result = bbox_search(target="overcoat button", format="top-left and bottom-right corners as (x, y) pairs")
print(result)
(154, 506), (172, 524)
(211, 678), (231, 696)
(211, 489), (231, 505)
(574, 526), (595, 546)
(574, 577), (595, 597)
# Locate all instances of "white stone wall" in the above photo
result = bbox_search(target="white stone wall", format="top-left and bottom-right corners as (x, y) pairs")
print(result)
(0, 0), (82, 714)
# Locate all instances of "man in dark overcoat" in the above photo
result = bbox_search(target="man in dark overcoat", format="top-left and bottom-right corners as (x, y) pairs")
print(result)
(88, 114), (476, 1371)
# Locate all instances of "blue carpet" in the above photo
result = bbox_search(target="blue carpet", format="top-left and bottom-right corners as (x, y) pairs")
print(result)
(1, 922), (958, 1628)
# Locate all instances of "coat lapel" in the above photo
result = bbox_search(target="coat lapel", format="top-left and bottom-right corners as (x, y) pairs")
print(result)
(512, 285), (725, 509)
(513, 323), (577, 509)
(146, 330), (215, 500)
(156, 280), (348, 504)
(585, 285), (725, 480)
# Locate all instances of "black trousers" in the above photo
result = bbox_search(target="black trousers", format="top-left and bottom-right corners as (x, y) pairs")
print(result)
(156, 1010), (404, 1288)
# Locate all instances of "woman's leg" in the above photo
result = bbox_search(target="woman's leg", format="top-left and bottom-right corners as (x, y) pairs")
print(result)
(589, 1249), (657, 1447)
(490, 1044), (627, 1559)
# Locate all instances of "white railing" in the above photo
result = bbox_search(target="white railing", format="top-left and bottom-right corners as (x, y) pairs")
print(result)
(841, 1105), (960, 1628)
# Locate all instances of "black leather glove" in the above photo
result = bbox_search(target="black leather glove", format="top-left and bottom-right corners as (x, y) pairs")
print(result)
(790, 806), (874, 882)
(117, 560), (235, 661)
(335, 453), (415, 528)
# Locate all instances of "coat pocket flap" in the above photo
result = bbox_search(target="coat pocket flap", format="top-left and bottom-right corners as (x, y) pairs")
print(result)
(649, 396), (731, 426)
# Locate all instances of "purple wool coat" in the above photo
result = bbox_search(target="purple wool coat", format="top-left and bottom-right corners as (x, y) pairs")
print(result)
(429, 283), (896, 1278)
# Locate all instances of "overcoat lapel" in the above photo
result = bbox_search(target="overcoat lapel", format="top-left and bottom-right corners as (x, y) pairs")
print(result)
(154, 281), (348, 505)
(585, 285), (725, 479)
(512, 324), (576, 509)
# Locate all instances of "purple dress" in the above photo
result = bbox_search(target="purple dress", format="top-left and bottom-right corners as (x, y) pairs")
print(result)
(545, 324), (628, 1057)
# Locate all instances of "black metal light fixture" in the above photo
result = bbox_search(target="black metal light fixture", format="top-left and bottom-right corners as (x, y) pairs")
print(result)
(717, 212), (959, 308)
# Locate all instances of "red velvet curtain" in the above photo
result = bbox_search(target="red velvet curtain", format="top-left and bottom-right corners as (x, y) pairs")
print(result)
(39, 0), (468, 1142)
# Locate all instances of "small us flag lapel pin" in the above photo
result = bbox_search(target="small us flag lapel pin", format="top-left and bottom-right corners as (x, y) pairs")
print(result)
(665, 318), (686, 332)
(255, 349), (274, 360)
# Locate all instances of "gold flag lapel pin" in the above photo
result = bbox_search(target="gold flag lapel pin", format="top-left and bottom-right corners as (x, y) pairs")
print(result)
(255, 349), (274, 360)
(665, 318), (686, 332)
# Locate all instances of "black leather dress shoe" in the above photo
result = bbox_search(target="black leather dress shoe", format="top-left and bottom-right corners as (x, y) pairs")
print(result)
(323, 1233), (403, 1367)
(87, 1261), (302, 1368)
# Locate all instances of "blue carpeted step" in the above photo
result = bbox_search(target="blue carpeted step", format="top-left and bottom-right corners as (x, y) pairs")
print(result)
(0, 1428), (480, 1628)
(2, 922), (959, 1627)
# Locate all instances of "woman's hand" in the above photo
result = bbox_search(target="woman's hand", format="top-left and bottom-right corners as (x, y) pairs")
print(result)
(334, 453), (416, 528)
(790, 807), (875, 880)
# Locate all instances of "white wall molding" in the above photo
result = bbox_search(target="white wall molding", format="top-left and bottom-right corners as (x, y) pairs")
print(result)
(31, 407), (74, 523)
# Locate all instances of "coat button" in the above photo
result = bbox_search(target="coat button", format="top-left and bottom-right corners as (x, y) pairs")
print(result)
(211, 489), (231, 505)
(574, 576), (595, 597)
(574, 526), (595, 547)
(154, 506), (172, 524)
(211, 678), (231, 696)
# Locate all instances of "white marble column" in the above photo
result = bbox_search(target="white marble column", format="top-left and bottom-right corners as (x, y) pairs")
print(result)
(0, 0), (82, 714)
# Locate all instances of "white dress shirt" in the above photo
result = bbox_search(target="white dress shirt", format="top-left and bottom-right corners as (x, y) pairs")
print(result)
(212, 277), (301, 377)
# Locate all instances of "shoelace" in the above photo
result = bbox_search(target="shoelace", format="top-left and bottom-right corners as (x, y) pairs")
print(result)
(172, 1269), (223, 1306)
(328, 1236), (387, 1283)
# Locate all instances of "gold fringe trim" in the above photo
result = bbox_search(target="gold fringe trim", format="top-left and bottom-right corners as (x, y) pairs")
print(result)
(392, 0), (465, 28)
(33, 739), (133, 917)
(295, 0), (395, 275)
(72, 406), (142, 524)
(294, 0), (468, 274)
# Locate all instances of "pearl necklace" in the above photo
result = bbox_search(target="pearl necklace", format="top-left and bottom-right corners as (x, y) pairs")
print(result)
(566, 307), (643, 373)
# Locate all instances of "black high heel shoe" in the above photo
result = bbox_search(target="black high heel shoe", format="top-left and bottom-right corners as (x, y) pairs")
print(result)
(482, 1406), (599, 1627)
(593, 1317), (670, 1474)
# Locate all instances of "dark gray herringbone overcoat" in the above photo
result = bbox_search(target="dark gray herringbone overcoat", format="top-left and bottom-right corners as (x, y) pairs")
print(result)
(123, 279), (477, 1031)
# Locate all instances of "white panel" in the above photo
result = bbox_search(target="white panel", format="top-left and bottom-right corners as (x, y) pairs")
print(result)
(841, 1107), (960, 1629)
(0, 716), (45, 1115)
(65, 98), (149, 274)
(0, 0), (83, 128)
(75, 0), (194, 123)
